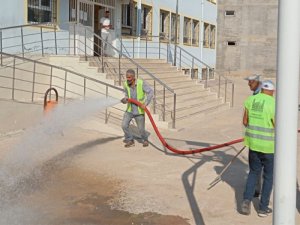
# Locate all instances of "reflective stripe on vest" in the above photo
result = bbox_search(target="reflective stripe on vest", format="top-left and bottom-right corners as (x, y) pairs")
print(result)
(124, 79), (145, 114)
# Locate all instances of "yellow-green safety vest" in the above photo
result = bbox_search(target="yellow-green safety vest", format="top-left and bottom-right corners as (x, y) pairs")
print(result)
(124, 79), (146, 114)
(244, 93), (275, 154)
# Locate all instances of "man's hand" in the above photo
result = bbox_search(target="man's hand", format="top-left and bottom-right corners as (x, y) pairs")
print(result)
(140, 104), (146, 110)
(121, 97), (128, 104)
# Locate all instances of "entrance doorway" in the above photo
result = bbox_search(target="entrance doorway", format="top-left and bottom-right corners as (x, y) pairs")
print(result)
(94, 5), (100, 56)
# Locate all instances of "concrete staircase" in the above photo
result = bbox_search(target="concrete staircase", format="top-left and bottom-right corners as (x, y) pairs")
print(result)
(43, 56), (165, 129)
(85, 57), (230, 128)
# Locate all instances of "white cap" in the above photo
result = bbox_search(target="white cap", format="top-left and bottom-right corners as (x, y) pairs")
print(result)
(261, 80), (275, 91)
(244, 74), (261, 81)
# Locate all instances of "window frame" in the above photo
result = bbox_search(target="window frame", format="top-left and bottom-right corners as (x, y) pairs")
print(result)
(183, 17), (192, 45)
(192, 19), (200, 46)
(170, 13), (180, 44)
(159, 9), (170, 42)
(27, 0), (57, 23)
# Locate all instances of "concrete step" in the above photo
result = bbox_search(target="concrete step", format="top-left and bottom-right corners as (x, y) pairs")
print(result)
(174, 103), (230, 128)
(165, 98), (224, 121)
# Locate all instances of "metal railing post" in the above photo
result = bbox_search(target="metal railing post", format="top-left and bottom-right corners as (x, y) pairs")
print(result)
(64, 71), (67, 103)
(120, 36), (123, 55)
(21, 27), (24, 58)
(172, 93), (176, 129)
(231, 83), (235, 107)
(12, 58), (16, 100)
(133, 38), (135, 58)
(54, 25), (58, 55)
(159, 37), (161, 59)
(50, 66), (53, 99)
(118, 54), (121, 86)
(40, 27), (44, 56)
(192, 58), (195, 79)
(224, 79), (228, 103)
(73, 23), (76, 55)
(179, 48), (182, 69)
(31, 62), (36, 102)
(163, 87), (166, 121)
(105, 86), (108, 123)
(136, 66), (139, 79)
(101, 40), (104, 73)
(84, 78), (86, 100)
(218, 74), (221, 98)
(84, 29), (87, 61)
(167, 44), (169, 62)
(205, 67), (209, 88)
(146, 36), (148, 59)
(0, 30), (2, 66)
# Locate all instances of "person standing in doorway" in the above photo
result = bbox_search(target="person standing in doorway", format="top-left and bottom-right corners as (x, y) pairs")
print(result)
(99, 10), (112, 56)
(121, 69), (154, 148)
(244, 74), (262, 198)
(241, 80), (275, 217)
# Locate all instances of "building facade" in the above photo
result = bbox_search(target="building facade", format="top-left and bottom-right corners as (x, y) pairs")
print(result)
(216, 0), (278, 77)
(0, 0), (218, 79)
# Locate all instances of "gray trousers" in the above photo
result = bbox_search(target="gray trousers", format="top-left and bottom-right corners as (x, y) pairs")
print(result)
(122, 112), (147, 142)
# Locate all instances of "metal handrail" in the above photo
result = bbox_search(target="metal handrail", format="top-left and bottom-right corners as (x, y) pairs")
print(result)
(0, 52), (123, 91)
(0, 22), (177, 128)
(0, 51), (124, 123)
(0, 22), (55, 31)
(118, 34), (235, 107)
(78, 24), (174, 93)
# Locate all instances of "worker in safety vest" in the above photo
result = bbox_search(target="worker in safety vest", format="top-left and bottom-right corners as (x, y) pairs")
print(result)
(241, 80), (275, 217)
(244, 74), (262, 198)
(121, 69), (153, 148)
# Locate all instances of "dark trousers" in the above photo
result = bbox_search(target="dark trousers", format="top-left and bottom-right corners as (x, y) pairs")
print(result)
(243, 149), (274, 210)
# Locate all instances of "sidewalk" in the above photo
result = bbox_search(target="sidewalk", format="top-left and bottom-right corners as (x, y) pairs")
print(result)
(0, 77), (299, 225)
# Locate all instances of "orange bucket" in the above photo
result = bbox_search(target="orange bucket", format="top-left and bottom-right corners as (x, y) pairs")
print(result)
(44, 88), (58, 114)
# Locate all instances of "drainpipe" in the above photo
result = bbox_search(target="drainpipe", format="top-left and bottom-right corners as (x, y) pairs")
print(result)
(136, 0), (142, 58)
(273, 0), (300, 224)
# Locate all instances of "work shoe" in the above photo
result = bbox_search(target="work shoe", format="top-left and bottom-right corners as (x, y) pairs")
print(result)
(257, 207), (272, 217)
(241, 199), (251, 215)
(142, 141), (149, 147)
(124, 140), (135, 148)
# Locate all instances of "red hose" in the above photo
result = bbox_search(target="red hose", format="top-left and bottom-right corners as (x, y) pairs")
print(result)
(128, 98), (244, 155)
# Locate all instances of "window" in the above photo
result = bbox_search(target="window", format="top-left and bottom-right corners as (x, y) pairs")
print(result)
(121, 3), (133, 35)
(203, 22), (210, 48)
(122, 4), (132, 27)
(210, 25), (216, 49)
(192, 20), (200, 46)
(141, 5), (152, 37)
(225, 10), (235, 16)
(28, 0), (57, 23)
(203, 23), (216, 49)
(183, 17), (192, 45)
(171, 13), (180, 44)
(159, 10), (170, 41)
(227, 41), (237, 46)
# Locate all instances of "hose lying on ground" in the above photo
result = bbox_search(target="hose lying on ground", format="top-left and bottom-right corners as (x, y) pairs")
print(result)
(128, 98), (244, 155)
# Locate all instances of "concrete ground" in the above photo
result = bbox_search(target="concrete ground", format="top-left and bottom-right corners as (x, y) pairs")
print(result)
(0, 77), (299, 225)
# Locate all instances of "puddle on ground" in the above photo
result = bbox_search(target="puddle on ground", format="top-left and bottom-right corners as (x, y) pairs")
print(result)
(6, 166), (190, 225)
